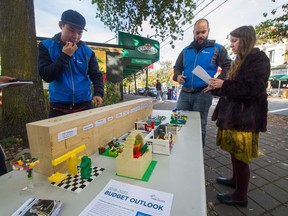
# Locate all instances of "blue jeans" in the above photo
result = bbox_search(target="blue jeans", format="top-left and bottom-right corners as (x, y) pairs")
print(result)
(156, 90), (161, 100)
(176, 91), (213, 146)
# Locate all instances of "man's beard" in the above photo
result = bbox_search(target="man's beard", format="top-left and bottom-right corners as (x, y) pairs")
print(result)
(193, 38), (208, 51)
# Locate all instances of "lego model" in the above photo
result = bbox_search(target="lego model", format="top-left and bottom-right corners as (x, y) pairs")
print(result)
(50, 166), (105, 193)
(135, 115), (167, 132)
(170, 109), (187, 124)
(48, 145), (105, 192)
(48, 145), (86, 183)
(12, 158), (40, 192)
(116, 130), (152, 179)
(98, 146), (106, 155)
(144, 124), (176, 155)
(105, 138), (124, 157)
(152, 115), (166, 126)
(80, 156), (92, 179)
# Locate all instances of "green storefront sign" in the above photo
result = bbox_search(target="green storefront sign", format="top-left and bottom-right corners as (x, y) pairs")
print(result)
(118, 31), (160, 78)
(131, 59), (152, 65)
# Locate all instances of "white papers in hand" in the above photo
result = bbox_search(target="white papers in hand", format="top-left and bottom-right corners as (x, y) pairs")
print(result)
(192, 65), (212, 84)
(0, 81), (34, 89)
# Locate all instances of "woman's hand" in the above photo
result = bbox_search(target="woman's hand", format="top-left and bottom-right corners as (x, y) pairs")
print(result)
(210, 78), (224, 89)
(203, 85), (215, 92)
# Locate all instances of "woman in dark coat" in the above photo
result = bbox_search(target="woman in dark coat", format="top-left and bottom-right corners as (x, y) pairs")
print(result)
(210, 26), (270, 207)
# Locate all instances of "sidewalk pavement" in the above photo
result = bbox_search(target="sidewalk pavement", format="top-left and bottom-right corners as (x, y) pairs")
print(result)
(124, 94), (288, 216)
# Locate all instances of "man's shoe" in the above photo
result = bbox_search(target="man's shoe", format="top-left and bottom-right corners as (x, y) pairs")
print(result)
(216, 177), (236, 188)
(217, 193), (248, 207)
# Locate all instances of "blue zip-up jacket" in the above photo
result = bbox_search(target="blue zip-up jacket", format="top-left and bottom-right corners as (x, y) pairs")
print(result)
(173, 40), (231, 89)
(38, 33), (104, 104)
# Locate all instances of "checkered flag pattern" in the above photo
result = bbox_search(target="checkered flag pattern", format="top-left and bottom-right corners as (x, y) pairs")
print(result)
(51, 166), (104, 193)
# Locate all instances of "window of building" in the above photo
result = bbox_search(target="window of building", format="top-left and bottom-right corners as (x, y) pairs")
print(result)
(268, 50), (275, 62)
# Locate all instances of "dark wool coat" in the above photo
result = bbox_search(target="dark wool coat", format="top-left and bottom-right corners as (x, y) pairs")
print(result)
(212, 48), (271, 132)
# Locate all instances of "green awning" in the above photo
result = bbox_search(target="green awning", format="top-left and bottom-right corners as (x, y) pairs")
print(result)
(269, 75), (285, 80)
(118, 31), (160, 79)
(279, 75), (288, 80)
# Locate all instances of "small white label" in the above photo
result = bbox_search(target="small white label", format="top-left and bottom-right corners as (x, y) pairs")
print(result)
(95, 118), (107, 127)
(83, 123), (94, 131)
(116, 112), (123, 118)
(58, 128), (77, 142)
(123, 110), (129, 116)
(130, 106), (140, 113)
(107, 116), (114, 121)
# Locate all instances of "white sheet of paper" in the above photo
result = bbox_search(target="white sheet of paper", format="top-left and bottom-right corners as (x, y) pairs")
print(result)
(79, 179), (174, 216)
(192, 65), (212, 84)
(0, 81), (34, 89)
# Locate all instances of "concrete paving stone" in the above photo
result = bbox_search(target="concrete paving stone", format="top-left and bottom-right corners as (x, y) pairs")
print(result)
(205, 186), (219, 203)
(249, 188), (281, 211)
(214, 203), (246, 216)
(274, 161), (288, 172)
(237, 198), (266, 216)
(248, 181), (257, 191)
(273, 149), (288, 159)
(260, 213), (273, 216)
(212, 165), (233, 178)
(264, 164), (288, 177)
(204, 149), (223, 158)
(259, 144), (279, 153)
(272, 178), (288, 192)
(205, 166), (218, 177)
(214, 154), (231, 163)
(213, 157), (232, 168)
(268, 151), (288, 161)
(205, 158), (224, 169)
(250, 162), (261, 171)
(253, 157), (272, 168)
(253, 168), (281, 182)
(250, 174), (270, 187)
(213, 184), (235, 195)
(264, 157), (282, 165)
(260, 183), (288, 203)
(269, 203), (288, 216)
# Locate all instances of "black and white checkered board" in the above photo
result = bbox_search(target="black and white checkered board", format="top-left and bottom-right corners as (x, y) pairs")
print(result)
(51, 166), (104, 193)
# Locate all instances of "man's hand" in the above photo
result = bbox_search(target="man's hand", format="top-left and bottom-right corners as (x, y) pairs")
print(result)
(62, 41), (78, 56)
(177, 74), (186, 84)
(93, 96), (103, 107)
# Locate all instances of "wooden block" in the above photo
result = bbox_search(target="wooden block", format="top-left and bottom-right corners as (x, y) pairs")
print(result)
(26, 98), (153, 176)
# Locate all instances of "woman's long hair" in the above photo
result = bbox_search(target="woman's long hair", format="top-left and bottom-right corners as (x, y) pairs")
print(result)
(227, 26), (257, 80)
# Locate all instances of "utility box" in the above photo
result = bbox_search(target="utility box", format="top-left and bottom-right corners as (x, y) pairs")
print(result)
(26, 98), (153, 176)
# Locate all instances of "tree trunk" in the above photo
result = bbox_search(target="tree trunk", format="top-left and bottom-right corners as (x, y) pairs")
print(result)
(133, 73), (137, 93)
(0, 0), (47, 147)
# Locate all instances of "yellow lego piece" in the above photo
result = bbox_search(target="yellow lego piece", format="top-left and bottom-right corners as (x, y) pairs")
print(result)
(48, 172), (67, 184)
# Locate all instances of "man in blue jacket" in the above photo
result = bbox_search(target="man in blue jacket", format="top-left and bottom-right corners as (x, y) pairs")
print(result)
(173, 18), (231, 146)
(38, 9), (104, 118)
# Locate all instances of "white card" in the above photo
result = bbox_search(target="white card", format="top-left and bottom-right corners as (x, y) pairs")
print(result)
(192, 65), (212, 84)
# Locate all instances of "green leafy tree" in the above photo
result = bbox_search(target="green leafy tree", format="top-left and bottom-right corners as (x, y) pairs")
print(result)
(91, 0), (197, 47)
(0, 0), (47, 146)
(137, 61), (173, 87)
(255, 1), (288, 43)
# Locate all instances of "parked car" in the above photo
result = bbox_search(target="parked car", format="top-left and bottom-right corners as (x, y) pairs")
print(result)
(138, 87), (145, 95)
(147, 87), (157, 97)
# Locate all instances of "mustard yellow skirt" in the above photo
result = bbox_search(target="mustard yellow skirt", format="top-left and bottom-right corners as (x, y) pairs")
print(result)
(216, 129), (259, 164)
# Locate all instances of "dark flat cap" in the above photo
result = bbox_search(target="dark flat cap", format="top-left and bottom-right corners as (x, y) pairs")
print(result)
(61, 9), (87, 31)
